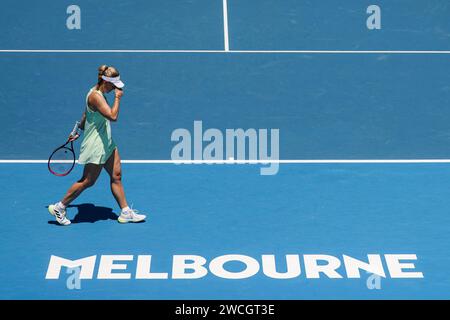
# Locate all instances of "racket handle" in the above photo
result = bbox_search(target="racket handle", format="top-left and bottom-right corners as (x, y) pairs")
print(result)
(70, 121), (81, 136)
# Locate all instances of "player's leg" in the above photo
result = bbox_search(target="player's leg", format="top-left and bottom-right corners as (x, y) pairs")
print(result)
(103, 148), (128, 209)
(49, 163), (102, 225)
(104, 148), (146, 223)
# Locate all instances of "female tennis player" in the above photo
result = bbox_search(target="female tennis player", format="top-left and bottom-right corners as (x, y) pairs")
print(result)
(48, 65), (146, 225)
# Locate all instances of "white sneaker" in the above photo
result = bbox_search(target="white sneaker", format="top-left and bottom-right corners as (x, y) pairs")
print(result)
(48, 204), (71, 226)
(118, 208), (146, 223)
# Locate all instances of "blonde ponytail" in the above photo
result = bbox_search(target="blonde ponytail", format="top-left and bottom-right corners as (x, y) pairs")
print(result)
(97, 65), (109, 85)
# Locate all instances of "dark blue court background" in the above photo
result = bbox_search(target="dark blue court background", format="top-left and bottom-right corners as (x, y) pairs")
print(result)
(0, 0), (449, 299)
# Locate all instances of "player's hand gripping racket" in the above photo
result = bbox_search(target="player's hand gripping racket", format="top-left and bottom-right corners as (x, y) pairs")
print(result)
(48, 121), (80, 176)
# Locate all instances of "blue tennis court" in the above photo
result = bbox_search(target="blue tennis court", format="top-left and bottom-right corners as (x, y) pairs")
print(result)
(1, 0), (450, 300)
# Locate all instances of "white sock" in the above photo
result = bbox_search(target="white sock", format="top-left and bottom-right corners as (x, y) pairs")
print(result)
(121, 206), (131, 213)
(56, 201), (66, 210)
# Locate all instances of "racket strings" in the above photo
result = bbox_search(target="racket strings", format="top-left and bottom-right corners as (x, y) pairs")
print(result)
(49, 147), (75, 175)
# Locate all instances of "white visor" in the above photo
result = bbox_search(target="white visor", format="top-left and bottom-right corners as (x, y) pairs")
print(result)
(102, 75), (125, 88)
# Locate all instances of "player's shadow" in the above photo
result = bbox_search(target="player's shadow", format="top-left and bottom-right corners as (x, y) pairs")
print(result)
(47, 203), (118, 225)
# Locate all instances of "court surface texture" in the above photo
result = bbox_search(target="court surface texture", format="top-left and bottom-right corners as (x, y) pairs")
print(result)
(0, 0), (449, 299)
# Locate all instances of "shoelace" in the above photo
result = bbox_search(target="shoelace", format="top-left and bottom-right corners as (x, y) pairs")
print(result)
(124, 204), (139, 215)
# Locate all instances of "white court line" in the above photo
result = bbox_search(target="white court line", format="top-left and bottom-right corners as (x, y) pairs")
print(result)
(0, 50), (226, 53)
(232, 50), (450, 54)
(223, 0), (230, 51)
(1, 50), (450, 54)
(2, 159), (450, 164)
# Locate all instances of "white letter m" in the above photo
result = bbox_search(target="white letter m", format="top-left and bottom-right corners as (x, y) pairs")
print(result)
(46, 255), (96, 279)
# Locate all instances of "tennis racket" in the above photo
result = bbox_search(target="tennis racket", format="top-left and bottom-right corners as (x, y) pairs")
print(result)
(48, 121), (80, 176)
